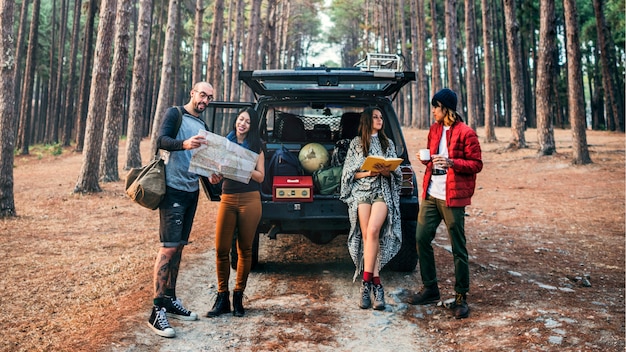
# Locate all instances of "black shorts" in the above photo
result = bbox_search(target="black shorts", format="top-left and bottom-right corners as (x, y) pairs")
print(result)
(159, 187), (199, 247)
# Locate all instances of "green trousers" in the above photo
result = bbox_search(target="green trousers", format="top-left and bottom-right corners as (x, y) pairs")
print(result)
(415, 194), (469, 294)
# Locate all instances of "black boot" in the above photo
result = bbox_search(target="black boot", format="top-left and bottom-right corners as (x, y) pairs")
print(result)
(232, 291), (245, 317)
(206, 291), (231, 317)
(453, 293), (470, 319)
(406, 285), (440, 305)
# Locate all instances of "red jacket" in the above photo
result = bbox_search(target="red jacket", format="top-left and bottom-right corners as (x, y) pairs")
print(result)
(421, 120), (483, 207)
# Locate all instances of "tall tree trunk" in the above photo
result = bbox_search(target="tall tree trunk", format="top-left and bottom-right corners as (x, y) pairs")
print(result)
(74, 0), (117, 193)
(416, 0), (428, 128)
(474, 27), (485, 127)
(192, 0), (204, 84)
(13, 0), (30, 129)
(408, 0), (417, 128)
(148, 0), (166, 134)
(592, 0), (623, 132)
(265, 0), (279, 69)
(520, 1), (536, 128)
(229, 0), (245, 102)
(495, 0), (510, 127)
(45, 0), (58, 144)
(208, 0), (224, 96)
(503, 0), (527, 149)
(33, 77), (43, 143)
(444, 0), (459, 96)
(52, 0), (70, 144)
(243, 0), (262, 100)
(17, 0), (41, 155)
(62, 0), (82, 147)
(222, 0), (234, 98)
(481, 0), (496, 141)
(0, 0), (16, 217)
(37, 80), (49, 144)
(125, 0), (154, 170)
(173, 1), (182, 104)
(399, 0), (411, 127)
(591, 45), (605, 129)
(150, 0), (179, 155)
(535, 0), (556, 155)
(564, 0), (591, 164)
(244, 0), (262, 69)
(444, 0), (460, 88)
(74, 0), (97, 152)
(100, 0), (132, 182)
(464, 0), (478, 130)
(279, 0), (291, 68)
(385, 0), (395, 53)
(430, 0), (441, 91)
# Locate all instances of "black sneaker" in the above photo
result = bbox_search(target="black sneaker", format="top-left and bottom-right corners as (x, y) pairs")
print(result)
(148, 306), (175, 338)
(406, 285), (440, 305)
(453, 293), (470, 319)
(372, 284), (385, 310)
(359, 281), (372, 309)
(164, 297), (198, 321)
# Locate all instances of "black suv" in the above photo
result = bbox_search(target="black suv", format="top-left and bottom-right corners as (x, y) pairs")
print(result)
(203, 59), (418, 272)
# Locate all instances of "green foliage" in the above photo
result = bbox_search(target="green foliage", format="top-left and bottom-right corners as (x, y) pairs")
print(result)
(327, 0), (365, 44)
(579, 0), (598, 43)
(606, 0), (625, 49)
(287, 0), (324, 65)
(27, 143), (64, 158)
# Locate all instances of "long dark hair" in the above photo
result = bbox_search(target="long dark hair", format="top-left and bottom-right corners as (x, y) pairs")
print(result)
(359, 107), (390, 157)
(232, 107), (262, 153)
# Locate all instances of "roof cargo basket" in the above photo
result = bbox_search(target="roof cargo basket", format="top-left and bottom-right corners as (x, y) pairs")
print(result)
(354, 53), (404, 74)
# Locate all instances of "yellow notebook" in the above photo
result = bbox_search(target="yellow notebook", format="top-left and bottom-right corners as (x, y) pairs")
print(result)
(360, 156), (403, 171)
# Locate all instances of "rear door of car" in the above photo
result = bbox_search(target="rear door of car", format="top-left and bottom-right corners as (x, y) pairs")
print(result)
(239, 67), (415, 100)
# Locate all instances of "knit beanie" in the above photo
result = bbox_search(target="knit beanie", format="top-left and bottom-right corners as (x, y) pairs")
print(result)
(432, 88), (457, 112)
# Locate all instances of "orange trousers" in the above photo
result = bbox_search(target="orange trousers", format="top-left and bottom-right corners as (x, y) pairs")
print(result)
(214, 191), (262, 293)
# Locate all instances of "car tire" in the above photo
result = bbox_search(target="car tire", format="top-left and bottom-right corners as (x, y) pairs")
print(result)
(386, 220), (418, 272)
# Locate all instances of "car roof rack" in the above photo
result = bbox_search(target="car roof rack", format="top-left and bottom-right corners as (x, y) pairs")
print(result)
(353, 53), (404, 73)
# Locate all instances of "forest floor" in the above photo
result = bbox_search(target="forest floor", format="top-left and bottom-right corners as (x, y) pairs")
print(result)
(1, 127), (624, 352)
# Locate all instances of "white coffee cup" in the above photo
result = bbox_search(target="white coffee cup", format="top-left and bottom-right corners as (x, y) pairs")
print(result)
(419, 149), (430, 161)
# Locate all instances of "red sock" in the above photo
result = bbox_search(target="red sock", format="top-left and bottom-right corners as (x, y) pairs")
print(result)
(372, 276), (381, 286)
(363, 271), (373, 283)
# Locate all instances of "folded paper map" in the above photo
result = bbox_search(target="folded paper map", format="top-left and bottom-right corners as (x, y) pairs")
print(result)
(189, 130), (259, 184)
(360, 155), (403, 171)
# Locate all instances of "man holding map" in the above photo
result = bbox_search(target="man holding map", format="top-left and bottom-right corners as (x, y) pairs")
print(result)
(147, 82), (214, 338)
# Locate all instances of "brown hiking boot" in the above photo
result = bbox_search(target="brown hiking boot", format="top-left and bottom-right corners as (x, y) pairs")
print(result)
(452, 293), (470, 319)
(407, 285), (440, 305)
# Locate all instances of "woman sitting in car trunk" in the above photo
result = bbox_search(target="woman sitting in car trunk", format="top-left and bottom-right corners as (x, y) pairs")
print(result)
(339, 107), (402, 311)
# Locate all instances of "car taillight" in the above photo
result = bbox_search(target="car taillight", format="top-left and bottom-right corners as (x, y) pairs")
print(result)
(399, 165), (415, 196)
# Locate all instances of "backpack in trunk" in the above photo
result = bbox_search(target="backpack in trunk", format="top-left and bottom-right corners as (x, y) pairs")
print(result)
(262, 145), (303, 194)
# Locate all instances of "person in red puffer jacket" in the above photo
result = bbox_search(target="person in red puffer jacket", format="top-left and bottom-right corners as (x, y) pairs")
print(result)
(407, 88), (482, 319)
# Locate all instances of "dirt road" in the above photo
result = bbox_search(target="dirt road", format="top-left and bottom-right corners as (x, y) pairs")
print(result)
(2, 127), (624, 352)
